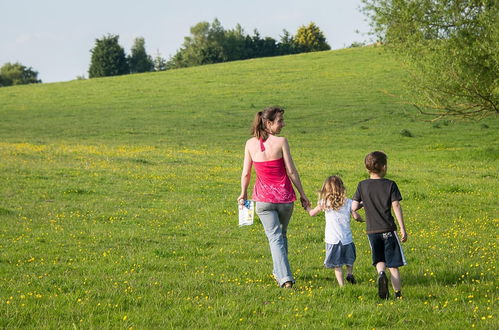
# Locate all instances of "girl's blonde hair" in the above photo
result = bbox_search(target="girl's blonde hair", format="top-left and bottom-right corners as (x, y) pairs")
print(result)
(319, 175), (346, 211)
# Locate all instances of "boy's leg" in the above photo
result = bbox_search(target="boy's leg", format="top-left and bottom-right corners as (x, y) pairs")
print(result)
(369, 233), (390, 299)
(375, 262), (386, 273)
(384, 231), (406, 297)
(376, 266), (389, 299)
(388, 267), (401, 291)
(334, 267), (344, 286)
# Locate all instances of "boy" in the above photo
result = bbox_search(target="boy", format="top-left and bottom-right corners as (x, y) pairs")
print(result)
(352, 151), (407, 299)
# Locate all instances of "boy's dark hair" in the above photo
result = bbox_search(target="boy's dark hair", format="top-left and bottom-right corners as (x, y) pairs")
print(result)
(365, 151), (387, 174)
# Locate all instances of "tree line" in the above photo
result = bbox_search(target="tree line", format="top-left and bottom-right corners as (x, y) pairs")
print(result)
(0, 20), (330, 86)
(88, 20), (330, 78)
(2, 4), (495, 121)
(0, 63), (41, 87)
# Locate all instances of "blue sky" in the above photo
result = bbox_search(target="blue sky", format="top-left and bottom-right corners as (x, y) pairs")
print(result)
(0, 0), (372, 83)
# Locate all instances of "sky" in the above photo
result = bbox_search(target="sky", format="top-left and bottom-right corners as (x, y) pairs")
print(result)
(0, 0), (372, 83)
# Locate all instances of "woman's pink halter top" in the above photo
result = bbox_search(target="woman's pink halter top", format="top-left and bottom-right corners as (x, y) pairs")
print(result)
(252, 138), (296, 203)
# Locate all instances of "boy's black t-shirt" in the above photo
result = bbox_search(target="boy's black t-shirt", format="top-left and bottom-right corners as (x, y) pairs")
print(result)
(352, 178), (402, 234)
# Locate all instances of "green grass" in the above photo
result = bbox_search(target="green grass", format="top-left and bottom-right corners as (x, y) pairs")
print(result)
(0, 46), (497, 329)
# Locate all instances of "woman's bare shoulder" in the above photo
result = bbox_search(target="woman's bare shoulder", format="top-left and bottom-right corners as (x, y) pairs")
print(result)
(271, 135), (287, 143)
(274, 136), (289, 147)
(245, 137), (259, 150)
(245, 137), (258, 145)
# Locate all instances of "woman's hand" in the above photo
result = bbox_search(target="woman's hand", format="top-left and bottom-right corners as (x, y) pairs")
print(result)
(237, 193), (247, 204)
(300, 195), (310, 209)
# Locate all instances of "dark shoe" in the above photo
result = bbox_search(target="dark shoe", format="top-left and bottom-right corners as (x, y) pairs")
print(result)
(394, 290), (402, 299)
(377, 271), (389, 299)
(346, 274), (357, 284)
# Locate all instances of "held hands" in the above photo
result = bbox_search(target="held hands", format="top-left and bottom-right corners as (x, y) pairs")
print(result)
(300, 195), (311, 209)
(354, 216), (365, 223)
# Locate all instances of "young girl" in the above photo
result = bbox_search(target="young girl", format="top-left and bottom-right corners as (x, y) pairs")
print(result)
(306, 175), (364, 286)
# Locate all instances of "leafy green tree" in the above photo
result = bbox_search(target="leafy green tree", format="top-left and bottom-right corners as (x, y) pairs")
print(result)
(88, 34), (129, 78)
(248, 30), (278, 58)
(169, 19), (226, 68)
(153, 49), (168, 71)
(128, 37), (154, 73)
(278, 29), (299, 55)
(294, 23), (331, 52)
(0, 62), (41, 87)
(222, 24), (248, 61)
(362, 0), (498, 119)
(167, 19), (323, 69)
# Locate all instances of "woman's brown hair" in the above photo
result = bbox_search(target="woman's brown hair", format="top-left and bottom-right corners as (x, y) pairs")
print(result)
(251, 106), (285, 140)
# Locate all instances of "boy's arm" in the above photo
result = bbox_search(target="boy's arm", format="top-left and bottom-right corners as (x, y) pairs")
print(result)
(351, 200), (362, 211)
(306, 205), (322, 217)
(392, 200), (407, 242)
(351, 210), (364, 222)
(351, 201), (364, 222)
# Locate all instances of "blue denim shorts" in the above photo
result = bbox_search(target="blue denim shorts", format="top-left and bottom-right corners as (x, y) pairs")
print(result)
(324, 242), (356, 268)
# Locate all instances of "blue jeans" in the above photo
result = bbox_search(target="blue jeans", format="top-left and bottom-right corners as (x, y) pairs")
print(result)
(256, 202), (295, 287)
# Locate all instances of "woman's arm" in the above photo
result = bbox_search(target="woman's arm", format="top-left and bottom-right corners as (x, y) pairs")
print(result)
(281, 138), (310, 207)
(237, 141), (253, 203)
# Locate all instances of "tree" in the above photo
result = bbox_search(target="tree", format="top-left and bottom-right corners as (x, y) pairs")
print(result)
(168, 19), (226, 68)
(88, 34), (129, 78)
(153, 49), (168, 71)
(362, 0), (498, 120)
(222, 24), (248, 61)
(278, 29), (299, 55)
(0, 62), (41, 87)
(166, 19), (328, 70)
(248, 30), (278, 58)
(128, 37), (154, 73)
(294, 23), (331, 52)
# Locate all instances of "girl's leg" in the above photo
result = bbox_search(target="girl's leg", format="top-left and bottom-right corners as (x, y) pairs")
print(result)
(334, 267), (344, 286)
(345, 265), (357, 284)
(388, 267), (401, 291)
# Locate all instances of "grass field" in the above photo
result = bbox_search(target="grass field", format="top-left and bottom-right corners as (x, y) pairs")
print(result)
(0, 46), (497, 329)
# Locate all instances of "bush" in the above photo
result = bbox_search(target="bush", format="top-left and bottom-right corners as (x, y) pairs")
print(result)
(400, 129), (414, 137)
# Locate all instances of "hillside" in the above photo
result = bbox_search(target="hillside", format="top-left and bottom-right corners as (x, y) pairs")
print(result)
(0, 47), (497, 328)
(0, 47), (411, 145)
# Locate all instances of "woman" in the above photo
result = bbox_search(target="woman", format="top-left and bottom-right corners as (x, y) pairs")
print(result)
(237, 106), (310, 288)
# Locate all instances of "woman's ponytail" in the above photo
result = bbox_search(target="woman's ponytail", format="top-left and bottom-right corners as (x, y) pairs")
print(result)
(251, 111), (267, 140)
(251, 106), (284, 140)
